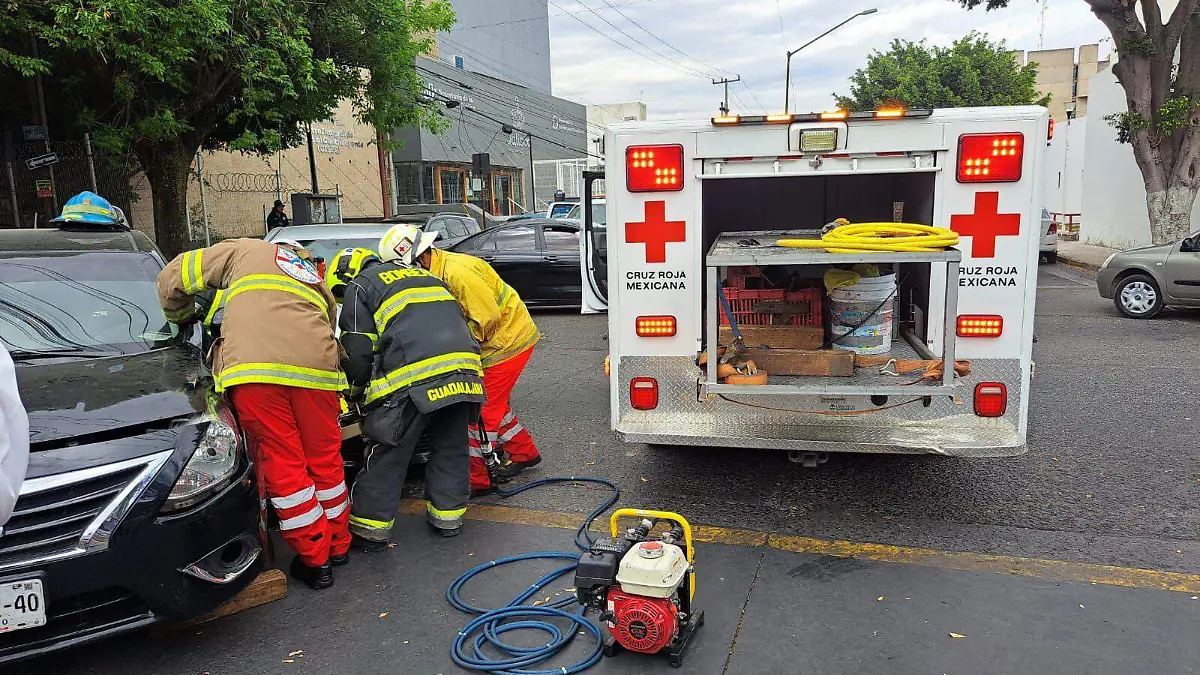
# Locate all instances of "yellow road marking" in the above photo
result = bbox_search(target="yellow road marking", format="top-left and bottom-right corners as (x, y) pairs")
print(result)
(400, 499), (1200, 594)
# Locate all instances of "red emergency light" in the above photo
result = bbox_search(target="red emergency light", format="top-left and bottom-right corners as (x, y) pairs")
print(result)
(630, 377), (659, 410)
(956, 314), (1004, 338)
(636, 315), (677, 337)
(974, 382), (1008, 417)
(627, 144), (684, 193)
(957, 133), (1023, 183)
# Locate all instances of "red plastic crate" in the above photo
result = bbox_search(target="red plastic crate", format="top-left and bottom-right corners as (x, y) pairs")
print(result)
(719, 287), (823, 326)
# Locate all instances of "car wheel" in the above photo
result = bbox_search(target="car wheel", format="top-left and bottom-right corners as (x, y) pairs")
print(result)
(1043, 251), (1057, 264)
(1114, 274), (1164, 319)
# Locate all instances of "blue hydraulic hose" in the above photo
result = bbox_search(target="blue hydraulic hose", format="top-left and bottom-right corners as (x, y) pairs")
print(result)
(447, 477), (620, 675)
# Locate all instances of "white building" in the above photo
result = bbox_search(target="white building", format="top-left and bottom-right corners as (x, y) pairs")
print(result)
(585, 102), (648, 168)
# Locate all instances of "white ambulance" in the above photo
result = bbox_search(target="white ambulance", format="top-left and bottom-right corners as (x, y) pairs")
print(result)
(580, 106), (1048, 461)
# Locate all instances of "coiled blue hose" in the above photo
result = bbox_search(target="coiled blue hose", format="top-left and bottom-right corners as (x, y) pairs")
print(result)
(447, 476), (620, 674)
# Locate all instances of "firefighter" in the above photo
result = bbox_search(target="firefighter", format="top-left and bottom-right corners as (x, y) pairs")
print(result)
(377, 224), (541, 496)
(158, 239), (349, 590)
(330, 247), (484, 542)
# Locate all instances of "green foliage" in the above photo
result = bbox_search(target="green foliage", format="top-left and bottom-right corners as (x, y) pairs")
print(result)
(0, 0), (455, 155)
(835, 33), (1049, 111)
(1105, 95), (1199, 145)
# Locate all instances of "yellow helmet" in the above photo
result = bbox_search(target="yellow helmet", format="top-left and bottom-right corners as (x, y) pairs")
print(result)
(379, 223), (439, 266)
(326, 247), (380, 300)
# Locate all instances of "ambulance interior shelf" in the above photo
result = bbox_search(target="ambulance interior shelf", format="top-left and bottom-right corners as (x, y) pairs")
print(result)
(702, 231), (962, 398)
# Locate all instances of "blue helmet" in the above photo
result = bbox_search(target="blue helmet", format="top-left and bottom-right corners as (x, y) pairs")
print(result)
(51, 191), (124, 225)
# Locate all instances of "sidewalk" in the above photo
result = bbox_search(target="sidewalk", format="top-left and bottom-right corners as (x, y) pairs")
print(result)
(1057, 239), (1118, 271)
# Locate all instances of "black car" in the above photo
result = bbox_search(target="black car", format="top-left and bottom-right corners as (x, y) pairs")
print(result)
(0, 226), (261, 662)
(448, 219), (582, 307)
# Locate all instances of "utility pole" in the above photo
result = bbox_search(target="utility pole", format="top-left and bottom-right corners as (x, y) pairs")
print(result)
(785, 8), (877, 113)
(712, 76), (741, 115)
(30, 37), (58, 213)
(527, 133), (535, 213)
(306, 123), (320, 194)
(1039, 0), (1048, 50)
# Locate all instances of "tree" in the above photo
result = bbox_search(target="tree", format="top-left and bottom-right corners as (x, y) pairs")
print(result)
(0, 1), (454, 258)
(836, 33), (1049, 111)
(956, 0), (1200, 244)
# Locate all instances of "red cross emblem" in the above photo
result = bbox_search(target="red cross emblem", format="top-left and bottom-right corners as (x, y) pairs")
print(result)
(625, 200), (686, 264)
(950, 192), (1021, 259)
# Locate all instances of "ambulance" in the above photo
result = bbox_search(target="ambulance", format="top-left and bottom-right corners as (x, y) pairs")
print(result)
(579, 106), (1048, 460)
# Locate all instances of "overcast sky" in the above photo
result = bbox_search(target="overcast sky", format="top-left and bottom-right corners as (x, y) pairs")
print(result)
(547, 0), (1110, 119)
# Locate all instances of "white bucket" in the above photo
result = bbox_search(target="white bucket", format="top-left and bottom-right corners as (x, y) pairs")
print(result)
(829, 274), (897, 355)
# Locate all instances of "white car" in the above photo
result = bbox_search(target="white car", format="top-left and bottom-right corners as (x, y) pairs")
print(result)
(1040, 207), (1058, 263)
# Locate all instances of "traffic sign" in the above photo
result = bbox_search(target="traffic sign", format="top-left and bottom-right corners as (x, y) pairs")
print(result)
(26, 153), (59, 170)
(35, 179), (53, 199)
(22, 126), (47, 141)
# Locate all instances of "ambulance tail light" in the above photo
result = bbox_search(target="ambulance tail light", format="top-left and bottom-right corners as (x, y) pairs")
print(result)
(630, 377), (659, 410)
(957, 133), (1023, 183)
(627, 145), (684, 192)
(956, 314), (1004, 338)
(974, 383), (1008, 417)
(636, 315), (677, 337)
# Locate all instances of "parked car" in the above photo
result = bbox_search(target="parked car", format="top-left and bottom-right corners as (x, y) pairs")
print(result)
(265, 212), (479, 262)
(565, 197), (606, 227)
(1097, 231), (1200, 318)
(0, 226), (261, 662)
(449, 219), (583, 307)
(1040, 208), (1058, 263)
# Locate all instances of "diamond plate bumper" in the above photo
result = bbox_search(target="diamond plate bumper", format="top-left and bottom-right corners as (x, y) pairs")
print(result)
(615, 356), (1026, 457)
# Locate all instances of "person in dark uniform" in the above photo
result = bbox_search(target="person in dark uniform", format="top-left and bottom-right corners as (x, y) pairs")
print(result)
(267, 200), (290, 230)
(334, 247), (484, 545)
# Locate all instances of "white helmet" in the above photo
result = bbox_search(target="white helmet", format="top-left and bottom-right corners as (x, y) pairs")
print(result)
(274, 238), (305, 249)
(379, 223), (439, 266)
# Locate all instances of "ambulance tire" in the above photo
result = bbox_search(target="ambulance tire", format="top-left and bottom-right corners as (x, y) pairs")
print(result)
(1113, 274), (1164, 319)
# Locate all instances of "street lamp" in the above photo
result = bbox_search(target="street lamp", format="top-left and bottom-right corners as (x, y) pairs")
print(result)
(784, 8), (878, 113)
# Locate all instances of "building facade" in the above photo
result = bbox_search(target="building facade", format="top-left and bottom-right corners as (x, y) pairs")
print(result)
(391, 56), (587, 215)
(436, 0), (552, 95)
(585, 102), (648, 168)
(1023, 44), (1108, 121)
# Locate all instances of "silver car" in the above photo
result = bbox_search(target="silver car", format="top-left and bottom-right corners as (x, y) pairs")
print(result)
(1096, 231), (1200, 318)
(1040, 208), (1058, 263)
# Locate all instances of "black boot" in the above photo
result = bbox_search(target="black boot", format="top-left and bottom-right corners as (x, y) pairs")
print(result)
(428, 521), (461, 537)
(330, 551), (350, 567)
(350, 534), (389, 553)
(470, 485), (496, 499)
(492, 456), (542, 482)
(289, 556), (334, 590)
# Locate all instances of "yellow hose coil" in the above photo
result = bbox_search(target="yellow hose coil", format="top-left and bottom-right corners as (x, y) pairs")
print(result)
(777, 223), (960, 253)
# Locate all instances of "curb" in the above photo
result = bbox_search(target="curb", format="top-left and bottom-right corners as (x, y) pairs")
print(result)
(1055, 253), (1101, 273)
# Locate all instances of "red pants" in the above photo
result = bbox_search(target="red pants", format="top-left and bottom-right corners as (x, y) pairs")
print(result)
(469, 346), (540, 490)
(229, 384), (350, 567)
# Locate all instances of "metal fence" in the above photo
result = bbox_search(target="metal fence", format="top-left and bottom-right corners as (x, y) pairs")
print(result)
(1, 139), (139, 229)
(533, 158), (602, 210)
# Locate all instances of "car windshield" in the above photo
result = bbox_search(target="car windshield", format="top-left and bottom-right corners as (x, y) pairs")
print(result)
(295, 237), (383, 263)
(0, 252), (178, 355)
(566, 202), (606, 226)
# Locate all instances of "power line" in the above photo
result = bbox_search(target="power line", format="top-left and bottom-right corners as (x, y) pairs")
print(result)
(741, 80), (769, 114)
(453, 0), (659, 31)
(598, 0), (732, 78)
(430, 93), (604, 160)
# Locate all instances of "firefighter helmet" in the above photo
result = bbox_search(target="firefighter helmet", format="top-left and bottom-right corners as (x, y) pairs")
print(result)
(51, 191), (125, 226)
(326, 247), (380, 300)
(379, 223), (439, 267)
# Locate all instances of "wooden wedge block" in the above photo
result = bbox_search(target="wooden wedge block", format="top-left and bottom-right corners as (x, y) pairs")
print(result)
(719, 325), (823, 350)
(747, 348), (854, 376)
(154, 568), (287, 634)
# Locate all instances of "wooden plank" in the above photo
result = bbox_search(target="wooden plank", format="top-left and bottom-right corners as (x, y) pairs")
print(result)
(747, 348), (854, 376)
(719, 325), (823, 350)
(154, 568), (288, 634)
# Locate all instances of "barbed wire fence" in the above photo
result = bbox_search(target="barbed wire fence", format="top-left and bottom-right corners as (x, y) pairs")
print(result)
(185, 161), (295, 248)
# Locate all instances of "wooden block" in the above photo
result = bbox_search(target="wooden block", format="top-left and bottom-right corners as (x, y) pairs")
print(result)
(719, 325), (823, 350)
(154, 568), (288, 634)
(747, 348), (855, 376)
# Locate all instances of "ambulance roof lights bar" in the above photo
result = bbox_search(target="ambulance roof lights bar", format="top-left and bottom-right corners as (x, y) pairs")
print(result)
(711, 108), (932, 126)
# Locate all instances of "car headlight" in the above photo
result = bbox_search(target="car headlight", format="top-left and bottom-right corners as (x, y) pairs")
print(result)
(162, 404), (243, 513)
(1101, 253), (1118, 269)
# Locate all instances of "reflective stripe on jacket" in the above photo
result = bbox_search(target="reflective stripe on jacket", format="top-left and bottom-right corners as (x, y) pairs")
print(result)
(426, 248), (539, 367)
(158, 239), (343, 393)
(339, 261), (483, 408)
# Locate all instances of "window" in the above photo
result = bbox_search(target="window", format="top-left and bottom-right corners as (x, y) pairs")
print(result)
(492, 225), (536, 252)
(296, 237), (384, 263)
(462, 231), (496, 252)
(452, 216), (480, 238)
(425, 217), (452, 238)
(454, 55), (465, 70)
(549, 203), (576, 218)
(542, 225), (579, 252)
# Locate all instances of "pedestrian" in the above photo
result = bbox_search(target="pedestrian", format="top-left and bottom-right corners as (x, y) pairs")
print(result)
(267, 199), (290, 231)
(158, 238), (349, 590)
(378, 224), (541, 497)
(0, 343), (29, 527)
(554, 189), (565, 202)
(328, 246), (483, 543)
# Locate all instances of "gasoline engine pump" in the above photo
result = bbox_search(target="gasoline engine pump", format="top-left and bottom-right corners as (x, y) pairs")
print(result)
(574, 509), (704, 668)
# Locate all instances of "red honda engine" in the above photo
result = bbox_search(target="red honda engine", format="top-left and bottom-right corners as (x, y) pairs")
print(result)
(606, 588), (680, 654)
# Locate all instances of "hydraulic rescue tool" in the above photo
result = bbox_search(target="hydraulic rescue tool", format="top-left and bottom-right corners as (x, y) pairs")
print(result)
(575, 509), (704, 668)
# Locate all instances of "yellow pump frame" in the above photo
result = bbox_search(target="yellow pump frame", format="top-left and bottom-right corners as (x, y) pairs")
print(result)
(609, 508), (696, 601)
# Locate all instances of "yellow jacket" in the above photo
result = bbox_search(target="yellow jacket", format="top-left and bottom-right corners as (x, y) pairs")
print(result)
(427, 248), (538, 367)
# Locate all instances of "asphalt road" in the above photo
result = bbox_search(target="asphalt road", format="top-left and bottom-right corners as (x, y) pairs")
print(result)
(483, 262), (1199, 573)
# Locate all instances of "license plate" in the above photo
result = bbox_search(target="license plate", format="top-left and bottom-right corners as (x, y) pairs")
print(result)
(0, 579), (46, 633)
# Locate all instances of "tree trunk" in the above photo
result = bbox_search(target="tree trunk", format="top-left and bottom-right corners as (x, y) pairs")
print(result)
(135, 139), (196, 260)
(1146, 184), (1197, 243)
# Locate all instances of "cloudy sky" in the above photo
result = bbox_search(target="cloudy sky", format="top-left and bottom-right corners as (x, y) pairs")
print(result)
(546, 0), (1110, 119)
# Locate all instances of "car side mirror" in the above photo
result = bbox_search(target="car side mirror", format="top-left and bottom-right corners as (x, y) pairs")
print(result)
(1182, 234), (1200, 253)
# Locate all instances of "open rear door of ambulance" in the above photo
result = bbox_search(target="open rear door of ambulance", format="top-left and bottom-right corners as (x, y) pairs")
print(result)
(580, 170), (609, 313)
